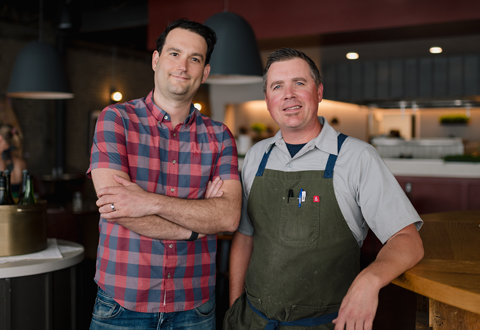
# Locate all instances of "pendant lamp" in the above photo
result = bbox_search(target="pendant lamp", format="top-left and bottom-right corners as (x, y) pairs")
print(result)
(7, 41), (73, 99)
(204, 12), (263, 84)
(7, 0), (73, 99)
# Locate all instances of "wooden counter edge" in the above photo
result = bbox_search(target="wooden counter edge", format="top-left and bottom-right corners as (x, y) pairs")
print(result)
(392, 270), (480, 315)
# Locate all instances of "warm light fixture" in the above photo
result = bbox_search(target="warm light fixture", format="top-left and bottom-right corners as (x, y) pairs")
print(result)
(111, 91), (123, 102)
(430, 47), (442, 54)
(204, 12), (263, 84)
(194, 103), (202, 111)
(346, 52), (359, 60)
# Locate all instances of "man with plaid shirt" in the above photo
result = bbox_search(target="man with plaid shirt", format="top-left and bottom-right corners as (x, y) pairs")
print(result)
(87, 19), (241, 329)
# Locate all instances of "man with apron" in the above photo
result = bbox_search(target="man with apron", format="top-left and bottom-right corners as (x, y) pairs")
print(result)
(224, 48), (424, 330)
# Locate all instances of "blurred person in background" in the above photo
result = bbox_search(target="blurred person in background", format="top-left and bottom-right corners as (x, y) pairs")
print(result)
(0, 122), (27, 198)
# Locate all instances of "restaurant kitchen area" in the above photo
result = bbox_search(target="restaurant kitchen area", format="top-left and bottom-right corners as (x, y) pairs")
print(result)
(1, 0), (480, 329)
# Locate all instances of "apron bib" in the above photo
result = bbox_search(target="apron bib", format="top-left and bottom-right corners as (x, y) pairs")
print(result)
(224, 134), (360, 330)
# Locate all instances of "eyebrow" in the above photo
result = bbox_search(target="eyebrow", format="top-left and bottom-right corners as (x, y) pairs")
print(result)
(269, 77), (308, 89)
(166, 47), (205, 62)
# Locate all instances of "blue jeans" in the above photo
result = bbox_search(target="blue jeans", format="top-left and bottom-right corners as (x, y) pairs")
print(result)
(90, 288), (216, 330)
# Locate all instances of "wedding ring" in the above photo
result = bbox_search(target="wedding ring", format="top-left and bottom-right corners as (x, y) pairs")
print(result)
(111, 203), (115, 211)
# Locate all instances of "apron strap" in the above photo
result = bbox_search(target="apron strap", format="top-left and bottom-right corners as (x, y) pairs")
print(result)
(247, 296), (338, 330)
(255, 133), (348, 179)
(324, 133), (348, 179)
(255, 144), (275, 177)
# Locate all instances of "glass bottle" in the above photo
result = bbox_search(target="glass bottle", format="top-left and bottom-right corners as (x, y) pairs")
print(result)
(17, 169), (29, 203)
(0, 175), (6, 205)
(3, 170), (16, 205)
(18, 174), (36, 205)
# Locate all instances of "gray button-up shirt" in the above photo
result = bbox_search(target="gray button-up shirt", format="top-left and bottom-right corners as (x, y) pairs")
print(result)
(238, 117), (422, 246)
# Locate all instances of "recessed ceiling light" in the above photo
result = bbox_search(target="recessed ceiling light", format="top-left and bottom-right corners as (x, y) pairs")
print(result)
(430, 47), (442, 54)
(346, 52), (359, 60)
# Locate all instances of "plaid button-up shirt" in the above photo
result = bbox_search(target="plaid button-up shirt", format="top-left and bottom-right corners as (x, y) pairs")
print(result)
(87, 90), (239, 313)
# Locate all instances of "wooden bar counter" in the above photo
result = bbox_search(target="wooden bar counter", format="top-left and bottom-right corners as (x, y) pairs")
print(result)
(392, 210), (480, 329)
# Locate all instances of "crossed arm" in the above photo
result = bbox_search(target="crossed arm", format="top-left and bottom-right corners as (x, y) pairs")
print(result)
(91, 168), (242, 240)
(229, 223), (423, 330)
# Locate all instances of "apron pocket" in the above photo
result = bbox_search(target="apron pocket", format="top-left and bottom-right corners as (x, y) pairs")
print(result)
(279, 199), (320, 244)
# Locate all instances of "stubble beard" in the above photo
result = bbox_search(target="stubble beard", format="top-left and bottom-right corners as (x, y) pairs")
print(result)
(166, 80), (191, 97)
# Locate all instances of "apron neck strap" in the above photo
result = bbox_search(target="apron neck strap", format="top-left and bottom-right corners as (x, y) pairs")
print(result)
(254, 133), (348, 178)
(255, 144), (275, 177)
(324, 133), (348, 179)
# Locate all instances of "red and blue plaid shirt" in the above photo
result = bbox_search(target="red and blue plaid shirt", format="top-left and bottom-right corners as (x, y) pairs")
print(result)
(87, 90), (239, 313)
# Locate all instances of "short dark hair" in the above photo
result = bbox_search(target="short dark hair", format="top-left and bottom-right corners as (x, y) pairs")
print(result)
(155, 18), (217, 66)
(263, 48), (322, 93)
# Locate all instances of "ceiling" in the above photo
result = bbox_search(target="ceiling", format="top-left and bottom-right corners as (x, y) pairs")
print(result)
(1, 0), (149, 52)
(2, 0), (480, 61)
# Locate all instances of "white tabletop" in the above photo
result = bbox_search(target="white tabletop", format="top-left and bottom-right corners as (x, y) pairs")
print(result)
(0, 240), (84, 279)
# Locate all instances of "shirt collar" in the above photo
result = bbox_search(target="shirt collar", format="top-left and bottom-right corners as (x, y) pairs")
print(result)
(312, 116), (340, 156)
(145, 89), (197, 125)
(269, 116), (340, 155)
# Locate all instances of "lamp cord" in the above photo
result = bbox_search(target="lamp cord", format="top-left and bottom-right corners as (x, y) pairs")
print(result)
(112, 46), (117, 91)
(39, 0), (43, 41)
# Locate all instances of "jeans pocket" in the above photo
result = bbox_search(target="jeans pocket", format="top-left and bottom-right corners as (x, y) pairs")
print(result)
(92, 288), (123, 319)
(194, 294), (216, 317)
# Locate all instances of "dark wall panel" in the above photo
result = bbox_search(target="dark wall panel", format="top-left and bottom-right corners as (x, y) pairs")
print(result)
(464, 55), (478, 96)
(363, 61), (376, 100)
(321, 54), (480, 103)
(433, 57), (448, 97)
(448, 56), (463, 97)
(419, 58), (433, 97)
(350, 62), (363, 101)
(390, 60), (404, 99)
(405, 59), (418, 99)
(338, 64), (350, 101)
(377, 60), (390, 99)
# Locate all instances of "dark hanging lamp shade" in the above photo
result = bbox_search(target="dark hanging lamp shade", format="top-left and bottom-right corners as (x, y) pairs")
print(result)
(7, 41), (73, 99)
(204, 12), (263, 84)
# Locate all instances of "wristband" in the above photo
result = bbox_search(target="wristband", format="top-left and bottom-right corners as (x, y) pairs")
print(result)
(187, 231), (199, 241)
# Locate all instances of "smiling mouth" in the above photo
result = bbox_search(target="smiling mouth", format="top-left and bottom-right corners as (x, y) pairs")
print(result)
(283, 105), (301, 111)
(171, 74), (190, 81)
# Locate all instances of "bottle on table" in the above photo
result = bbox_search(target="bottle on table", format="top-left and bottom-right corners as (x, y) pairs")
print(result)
(0, 175), (7, 205)
(3, 170), (16, 205)
(17, 169), (28, 202)
(18, 174), (36, 205)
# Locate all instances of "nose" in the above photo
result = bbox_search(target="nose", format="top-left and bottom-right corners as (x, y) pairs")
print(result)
(283, 84), (296, 100)
(177, 57), (188, 72)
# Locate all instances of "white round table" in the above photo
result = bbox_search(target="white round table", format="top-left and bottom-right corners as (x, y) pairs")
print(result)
(0, 240), (85, 330)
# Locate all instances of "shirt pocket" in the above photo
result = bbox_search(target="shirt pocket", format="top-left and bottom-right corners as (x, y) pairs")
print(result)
(279, 198), (320, 244)
(186, 143), (219, 196)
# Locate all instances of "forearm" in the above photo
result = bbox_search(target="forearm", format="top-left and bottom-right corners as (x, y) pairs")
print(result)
(333, 224), (423, 329)
(360, 224), (424, 289)
(111, 214), (196, 240)
(95, 171), (241, 236)
(153, 195), (239, 234)
(229, 231), (254, 306)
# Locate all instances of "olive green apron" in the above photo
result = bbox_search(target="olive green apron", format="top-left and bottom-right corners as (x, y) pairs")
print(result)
(224, 134), (360, 330)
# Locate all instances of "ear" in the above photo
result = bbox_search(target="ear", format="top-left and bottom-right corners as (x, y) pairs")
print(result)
(152, 50), (160, 71)
(317, 83), (324, 103)
(201, 64), (211, 84)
